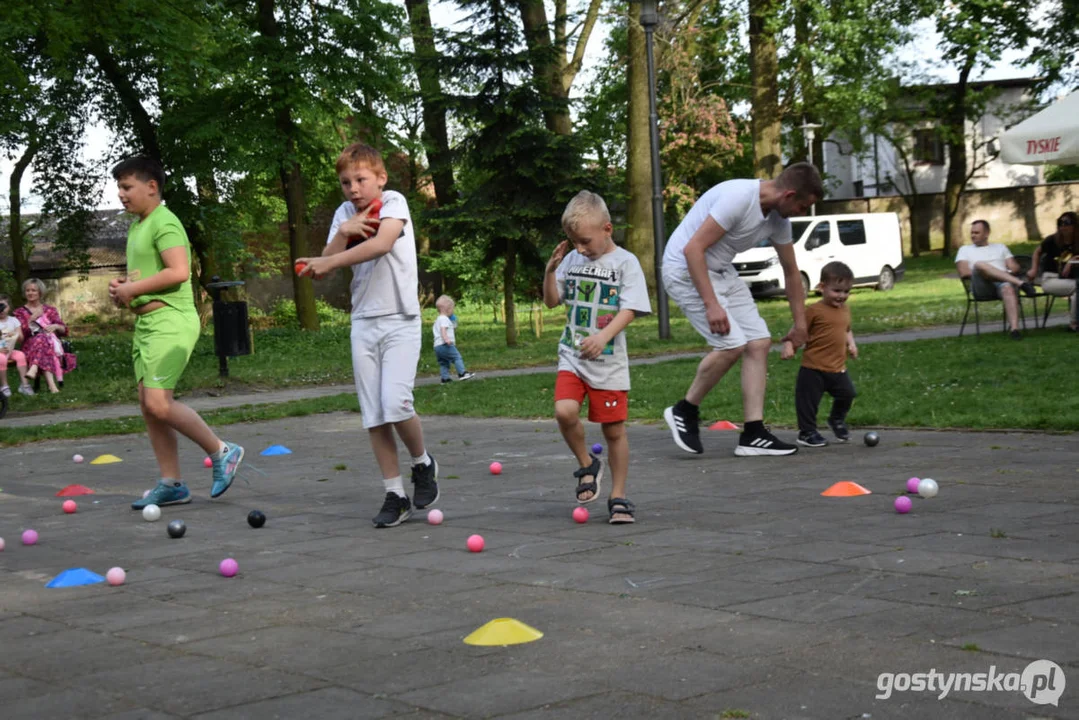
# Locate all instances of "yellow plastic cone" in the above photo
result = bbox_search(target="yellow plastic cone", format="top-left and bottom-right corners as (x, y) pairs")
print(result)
(463, 618), (543, 646)
(90, 454), (123, 465)
(821, 481), (871, 497)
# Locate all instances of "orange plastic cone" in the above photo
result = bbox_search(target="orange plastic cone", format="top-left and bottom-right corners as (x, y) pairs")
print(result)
(821, 481), (872, 497)
(709, 420), (739, 431)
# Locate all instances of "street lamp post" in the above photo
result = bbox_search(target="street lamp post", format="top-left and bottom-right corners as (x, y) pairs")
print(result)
(799, 120), (823, 216)
(640, 0), (670, 339)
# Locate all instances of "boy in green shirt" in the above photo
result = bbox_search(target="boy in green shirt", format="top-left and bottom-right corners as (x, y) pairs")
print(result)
(109, 156), (244, 509)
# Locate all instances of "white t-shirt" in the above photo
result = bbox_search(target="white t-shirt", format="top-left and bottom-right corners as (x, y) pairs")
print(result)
(0, 316), (19, 352)
(327, 190), (420, 319)
(955, 243), (1012, 274)
(555, 246), (652, 390)
(662, 179), (792, 274)
(433, 314), (455, 347)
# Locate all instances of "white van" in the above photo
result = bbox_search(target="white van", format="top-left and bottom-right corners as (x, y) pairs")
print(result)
(732, 212), (905, 297)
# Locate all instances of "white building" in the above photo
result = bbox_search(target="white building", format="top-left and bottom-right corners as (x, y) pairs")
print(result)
(824, 78), (1044, 200)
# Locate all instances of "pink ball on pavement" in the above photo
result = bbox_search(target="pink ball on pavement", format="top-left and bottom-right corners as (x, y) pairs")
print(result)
(466, 534), (485, 553)
(572, 507), (589, 523)
(21, 529), (38, 545)
(894, 496), (913, 514)
(906, 477), (921, 493)
(106, 567), (126, 586)
(203, 456), (213, 468)
(0, 537), (5, 551)
(73, 454), (84, 463)
(62, 500), (77, 514)
(427, 509), (444, 525)
(219, 558), (239, 577)
(489, 462), (502, 475)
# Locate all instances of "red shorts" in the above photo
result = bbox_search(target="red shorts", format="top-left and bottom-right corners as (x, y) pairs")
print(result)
(554, 371), (628, 424)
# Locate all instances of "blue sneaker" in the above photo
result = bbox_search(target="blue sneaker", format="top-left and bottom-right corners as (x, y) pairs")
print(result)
(132, 481), (191, 510)
(210, 443), (245, 498)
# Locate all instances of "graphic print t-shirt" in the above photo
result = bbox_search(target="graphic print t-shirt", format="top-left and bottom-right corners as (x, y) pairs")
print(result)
(555, 246), (652, 390)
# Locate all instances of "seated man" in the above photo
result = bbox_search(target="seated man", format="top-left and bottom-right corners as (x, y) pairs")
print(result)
(955, 219), (1035, 339)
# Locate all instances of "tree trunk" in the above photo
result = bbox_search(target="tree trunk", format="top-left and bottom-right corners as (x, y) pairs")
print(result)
(514, 0), (591, 135)
(259, 0), (318, 330)
(503, 242), (518, 346)
(8, 142), (37, 302)
(942, 59), (974, 258)
(749, 0), (782, 179)
(625, 2), (656, 295)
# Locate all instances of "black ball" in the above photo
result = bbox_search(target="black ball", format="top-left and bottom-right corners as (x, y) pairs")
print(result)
(247, 510), (266, 528)
(864, 431), (880, 447)
(166, 519), (186, 538)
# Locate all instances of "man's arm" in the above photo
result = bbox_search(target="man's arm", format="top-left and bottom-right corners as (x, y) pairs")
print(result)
(1027, 246), (1042, 280)
(774, 242), (807, 347)
(1005, 255), (1020, 275)
(682, 216), (729, 334)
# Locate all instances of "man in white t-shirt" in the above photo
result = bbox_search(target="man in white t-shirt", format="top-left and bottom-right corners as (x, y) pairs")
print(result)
(662, 163), (822, 457)
(955, 219), (1035, 340)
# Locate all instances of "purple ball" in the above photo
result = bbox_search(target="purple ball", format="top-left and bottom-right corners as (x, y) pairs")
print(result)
(906, 477), (921, 493)
(591, 443), (603, 455)
(21, 529), (38, 546)
(219, 558), (239, 577)
(894, 496), (913, 514)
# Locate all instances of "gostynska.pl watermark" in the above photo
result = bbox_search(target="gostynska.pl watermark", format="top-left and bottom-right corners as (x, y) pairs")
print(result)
(877, 659), (1065, 706)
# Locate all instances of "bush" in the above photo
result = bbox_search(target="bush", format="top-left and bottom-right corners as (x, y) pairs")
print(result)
(268, 298), (350, 327)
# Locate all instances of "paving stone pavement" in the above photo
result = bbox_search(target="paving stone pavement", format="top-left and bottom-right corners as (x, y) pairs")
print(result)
(1, 416), (1077, 719)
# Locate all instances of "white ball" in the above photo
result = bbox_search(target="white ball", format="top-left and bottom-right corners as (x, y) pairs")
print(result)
(142, 504), (162, 522)
(917, 478), (939, 498)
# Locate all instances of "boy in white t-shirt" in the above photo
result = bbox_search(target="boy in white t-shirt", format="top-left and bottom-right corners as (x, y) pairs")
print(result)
(543, 191), (652, 523)
(296, 143), (438, 528)
(955, 219), (1035, 339)
(661, 163), (822, 457)
(432, 295), (475, 383)
(0, 294), (33, 397)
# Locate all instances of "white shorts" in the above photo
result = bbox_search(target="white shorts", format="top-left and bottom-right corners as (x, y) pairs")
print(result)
(663, 265), (770, 350)
(350, 315), (422, 429)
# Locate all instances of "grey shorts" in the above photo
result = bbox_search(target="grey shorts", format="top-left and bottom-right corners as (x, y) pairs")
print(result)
(971, 273), (1008, 301)
(663, 265), (770, 350)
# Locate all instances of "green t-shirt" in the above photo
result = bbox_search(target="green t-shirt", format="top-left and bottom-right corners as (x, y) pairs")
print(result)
(125, 204), (195, 312)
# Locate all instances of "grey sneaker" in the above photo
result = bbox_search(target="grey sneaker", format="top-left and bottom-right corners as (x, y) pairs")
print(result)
(373, 492), (413, 528)
(827, 419), (851, 443)
(132, 481), (192, 510)
(411, 455), (440, 509)
(17, 384), (33, 396)
(0, 385), (10, 398)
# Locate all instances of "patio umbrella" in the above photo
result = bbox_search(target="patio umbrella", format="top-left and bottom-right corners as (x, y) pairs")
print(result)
(999, 90), (1079, 165)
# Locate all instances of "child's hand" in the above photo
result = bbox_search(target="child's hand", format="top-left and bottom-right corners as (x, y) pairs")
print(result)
(547, 240), (570, 272)
(848, 342), (859, 359)
(340, 213), (378, 241)
(112, 279), (136, 307)
(577, 333), (606, 360)
(295, 256), (335, 278)
(780, 341), (795, 360)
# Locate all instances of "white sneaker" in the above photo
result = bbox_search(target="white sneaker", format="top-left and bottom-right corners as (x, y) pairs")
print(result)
(17, 384), (34, 396)
(0, 385), (10, 397)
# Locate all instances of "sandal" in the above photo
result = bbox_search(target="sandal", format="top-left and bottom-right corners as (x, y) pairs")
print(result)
(573, 455), (603, 504)
(608, 497), (636, 524)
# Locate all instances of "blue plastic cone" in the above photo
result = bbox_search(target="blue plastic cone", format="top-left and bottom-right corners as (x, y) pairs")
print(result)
(46, 568), (106, 588)
(260, 445), (292, 456)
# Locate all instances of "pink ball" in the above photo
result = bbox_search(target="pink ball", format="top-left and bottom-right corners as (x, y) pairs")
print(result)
(219, 558), (239, 577)
(906, 477), (921, 493)
(0, 537), (5, 551)
(466, 534), (485, 553)
(106, 567), (126, 586)
(72, 454), (84, 463)
(427, 509), (444, 525)
(572, 507), (589, 524)
(62, 500), (77, 514)
(21, 529), (38, 545)
(203, 456), (213, 468)
(894, 496), (913, 514)
(489, 462), (502, 475)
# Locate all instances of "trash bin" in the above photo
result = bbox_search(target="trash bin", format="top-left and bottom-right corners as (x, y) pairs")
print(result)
(206, 278), (251, 378)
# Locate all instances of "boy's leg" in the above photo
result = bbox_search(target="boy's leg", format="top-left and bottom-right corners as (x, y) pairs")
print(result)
(826, 371), (857, 424)
(591, 389), (630, 520)
(794, 367), (825, 434)
(601, 420), (628, 502)
(450, 346), (466, 376)
(555, 371), (601, 502)
(435, 346), (452, 381)
(369, 423), (413, 528)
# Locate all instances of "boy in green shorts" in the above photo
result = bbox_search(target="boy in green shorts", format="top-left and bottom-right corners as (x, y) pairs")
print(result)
(108, 156), (245, 509)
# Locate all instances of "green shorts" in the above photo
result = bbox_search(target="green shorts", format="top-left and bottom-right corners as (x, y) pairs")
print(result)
(133, 307), (200, 390)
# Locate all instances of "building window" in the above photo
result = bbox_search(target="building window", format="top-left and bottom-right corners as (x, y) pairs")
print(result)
(913, 129), (944, 165)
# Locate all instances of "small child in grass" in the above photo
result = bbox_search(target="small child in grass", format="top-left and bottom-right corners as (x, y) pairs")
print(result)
(433, 295), (475, 383)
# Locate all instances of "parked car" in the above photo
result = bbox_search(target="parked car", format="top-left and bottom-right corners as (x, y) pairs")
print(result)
(732, 212), (905, 297)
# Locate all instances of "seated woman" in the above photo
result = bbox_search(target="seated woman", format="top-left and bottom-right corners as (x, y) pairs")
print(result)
(1029, 211), (1078, 332)
(13, 278), (71, 393)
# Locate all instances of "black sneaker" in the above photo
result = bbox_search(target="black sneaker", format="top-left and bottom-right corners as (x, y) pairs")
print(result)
(373, 493), (413, 528)
(735, 427), (798, 456)
(827, 419), (851, 443)
(1009, 329), (1022, 340)
(411, 455), (440, 509)
(797, 431), (829, 448)
(663, 403), (703, 454)
(1019, 281), (1036, 298)
(441, 378), (453, 384)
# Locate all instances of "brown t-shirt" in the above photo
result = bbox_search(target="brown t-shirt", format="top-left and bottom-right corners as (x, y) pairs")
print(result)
(801, 301), (851, 373)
